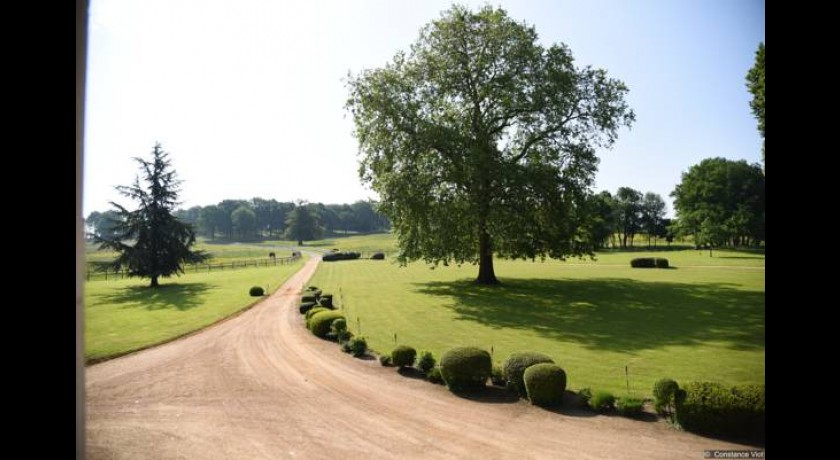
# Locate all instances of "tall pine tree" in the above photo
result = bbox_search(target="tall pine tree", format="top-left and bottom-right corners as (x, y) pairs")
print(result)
(96, 143), (208, 287)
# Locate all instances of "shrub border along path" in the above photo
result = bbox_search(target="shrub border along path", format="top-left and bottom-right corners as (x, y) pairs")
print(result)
(87, 257), (758, 459)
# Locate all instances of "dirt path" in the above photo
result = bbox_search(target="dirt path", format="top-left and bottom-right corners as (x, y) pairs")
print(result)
(86, 258), (757, 459)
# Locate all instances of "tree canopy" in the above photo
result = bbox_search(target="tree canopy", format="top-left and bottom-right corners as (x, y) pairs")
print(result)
(346, 4), (635, 284)
(746, 42), (765, 163)
(95, 143), (208, 287)
(284, 201), (323, 245)
(671, 157), (765, 248)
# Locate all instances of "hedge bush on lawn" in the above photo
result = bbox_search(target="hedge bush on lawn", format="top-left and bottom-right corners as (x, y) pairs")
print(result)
(391, 345), (417, 368)
(502, 352), (555, 396)
(675, 382), (765, 440)
(299, 302), (317, 314)
(523, 363), (567, 407)
(308, 311), (346, 338)
(371, 252), (385, 260)
(249, 286), (264, 296)
(322, 251), (361, 262)
(630, 258), (669, 268)
(305, 307), (329, 324)
(440, 347), (491, 392)
(653, 378), (680, 416)
(347, 336), (367, 357)
(318, 294), (334, 309)
(416, 351), (436, 375)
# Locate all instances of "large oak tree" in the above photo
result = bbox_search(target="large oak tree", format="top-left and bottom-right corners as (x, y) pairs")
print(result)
(95, 143), (208, 287)
(346, 5), (634, 284)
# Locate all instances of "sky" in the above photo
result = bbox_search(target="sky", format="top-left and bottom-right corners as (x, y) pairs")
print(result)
(84, 0), (765, 217)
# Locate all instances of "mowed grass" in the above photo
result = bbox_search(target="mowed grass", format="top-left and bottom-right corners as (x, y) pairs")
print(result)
(310, 254), (764, 397)
(84, 257), (305, 361)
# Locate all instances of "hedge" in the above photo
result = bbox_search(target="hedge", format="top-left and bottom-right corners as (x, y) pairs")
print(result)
(322, 251), (361, 262)
(675, 382), (765, 440)
(502, 352), (555, 396)
(523, 363), (567, 407)
(440, 347), (491, 392)
(630, 257), (669, 268)
(249, 286), (265, 296)
(391, 345), (417, 368)
(308, 311), (346, 338)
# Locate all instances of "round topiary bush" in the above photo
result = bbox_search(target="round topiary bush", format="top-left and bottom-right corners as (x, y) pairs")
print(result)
(299, 302), (317, 314)
(318, 294), (334, 309)
(308, 311), (345, 338)
(249, 286), (265, 296)
(305, 307), (329, 323)
(301, 294), (317, 303)
(416, 351), (436, 375)
(371, 252), (385, 260)
(440, 347), (492, 392)
(502, 352), (555, 396)
(523, 363), (567, 407)
(348, 336), (367, 357)
(391, 345), (417, 368)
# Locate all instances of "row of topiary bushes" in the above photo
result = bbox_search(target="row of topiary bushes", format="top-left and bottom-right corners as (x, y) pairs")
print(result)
(652, 378), (765, 441)
(299, 286), (368, 357)
(322, 251), (362, 262)
(630, 257), (669, 268)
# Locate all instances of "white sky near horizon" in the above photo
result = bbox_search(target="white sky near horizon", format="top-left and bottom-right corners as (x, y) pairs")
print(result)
(83, 0), (765, 217)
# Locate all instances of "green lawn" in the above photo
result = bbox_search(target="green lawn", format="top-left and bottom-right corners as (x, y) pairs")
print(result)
(309, 253), (764, 397)
(84, 258), (305, 362)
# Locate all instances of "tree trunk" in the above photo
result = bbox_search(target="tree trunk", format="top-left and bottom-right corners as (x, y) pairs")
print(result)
(476, 228), (498, 285)
(150, 276), (159, 288)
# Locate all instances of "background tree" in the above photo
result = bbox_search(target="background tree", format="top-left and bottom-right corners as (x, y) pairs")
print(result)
(285, 201), (323, 245)
(346, 4), (634, 284)
(615, 187), (642, 248)
(641, 192), (666, 247)
(584, 191), (617, 249)
(95, 143), (208, 287)
(746, 42), (765, 163)
(231, 205), (257, 240)
(86, 210), (123, 241)
(671, 157), (765, 250)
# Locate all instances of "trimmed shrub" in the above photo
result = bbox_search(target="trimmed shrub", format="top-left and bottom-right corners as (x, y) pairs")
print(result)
(379, 354), (392, 366)
(490, 365), (506, 387)
(630, 257), (656, 268)
(330, 318), (348, 342)
(305, 307), (329, 322)
(341, 341), (352, 353)
(653, 378), (679, 415)
(416, 351), (436, 375)
(502, 352), (555, 396)
(308, 311), (345, 338)
(391, 345), (417, 368)
(371, 252), (385, 260)
(347, 336), (367, 357)
(299, 302), (317, 314)
(523, 363), (567, 407)
(322, 251), (362, 262)
(617, 396), (644, 417)
(440, 347), (491, 392)
(675, 382), (765, 440)
(589, 390), (616, 412)
(318, 294), (334, 309)
(249, 286), (265, 296)
(427, 367), (444, 385)
(301, 294), (317, 303)
(655, 258), (669, 268)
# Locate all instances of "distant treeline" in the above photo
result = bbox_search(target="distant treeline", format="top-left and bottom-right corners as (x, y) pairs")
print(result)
(87, 199), (390, 242)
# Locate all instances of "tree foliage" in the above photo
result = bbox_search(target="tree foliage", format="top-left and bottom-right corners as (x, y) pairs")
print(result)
(95, 143), (208, 287)
(671, 157), (765, 249)
(346, 4), (634, 283)
(284, 201), (323, 245)
(746, 42), (765, 163)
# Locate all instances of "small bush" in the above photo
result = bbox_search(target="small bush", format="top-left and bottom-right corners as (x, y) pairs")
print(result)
(578, 387), (593, 405)
(653, 378), (680, 415)
(630, 257), (656, 268)
(299, 302), (317, 314)
(440, 347), (491, 392)
(371, 252), (385, 260)
(617, 396), (644, 417)
(249, 286), (265, 296)
(341, 341), (352, 353)
(416, 351), (436, 375)
(655, 258), (669, 268)
(347, 336), (367, 357)
(322, 251), (362, 262)
(502, 352), (555, 396)
(305, 307), (329, 322)
(523, 363), (567, 407)
(391, 345), (417, 368)
(490, 365), (506, 387)
(379, 353), (392, 366)
(318, 294), (334, 309)
(427, 367), (444, 385)
(301, 294), (317, 303)
(330, 318), (348, 342)
(589, 390), (616, 412)
(308, 311), (345, 338)
(675, 382), (765, 440)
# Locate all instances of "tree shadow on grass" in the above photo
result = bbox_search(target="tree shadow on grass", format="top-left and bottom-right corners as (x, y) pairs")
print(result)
(95, 283), (213, 311)
(415, 278), (764, 352)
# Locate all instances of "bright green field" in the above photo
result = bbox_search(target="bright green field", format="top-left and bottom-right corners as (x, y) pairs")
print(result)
(309, 251), (764, 397)
(84, 258), (305, 361)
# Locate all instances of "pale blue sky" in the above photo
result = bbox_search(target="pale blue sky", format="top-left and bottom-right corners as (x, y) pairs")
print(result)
(84, 0), (765, 216)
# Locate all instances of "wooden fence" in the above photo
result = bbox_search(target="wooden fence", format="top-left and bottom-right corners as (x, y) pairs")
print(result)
(86, 255), (301, 281)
